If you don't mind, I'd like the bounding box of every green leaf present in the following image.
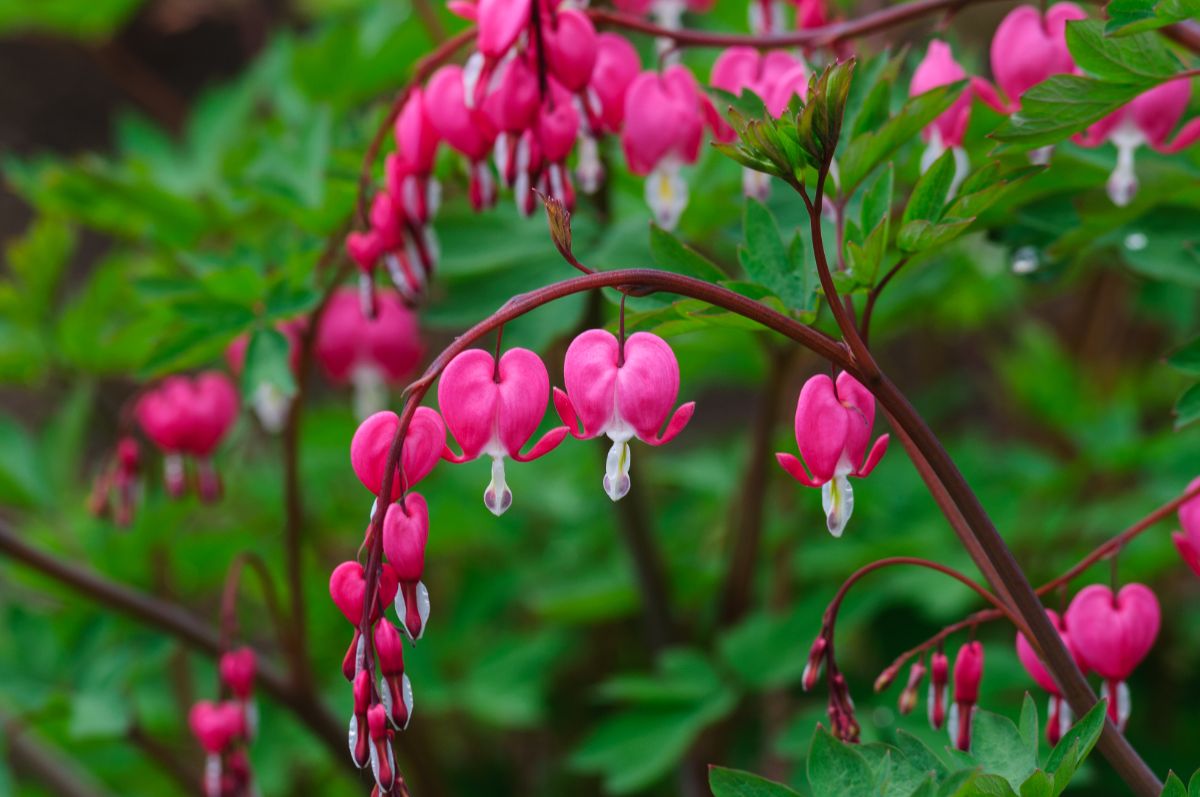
[991,76,1145,151]
[1049,741,1080,796]
[1162,772,1189,797]
[1167,337,1200,376]
[1188,768,1200,797]
[1174,382,1200,430]
[894,731,949,779]
[1065,19,1183,83]
[839,82,964,196]
[0,412,50,509]
[241,327,297,402]
[898,218,975,253]
[1018,770,1054,797]
[1105,0,1200,35]
[739,200,813,313]
[1018,694,1038,756]
[903,149,957,226]
[862,162,895,236]
[650,224,728,282]
[848,50,906,140]
[716,609,810,690]
[959,773,1020,796]
[945,164,1043,221]
[1045,699,1106,775]
[968,709,1037,789]
[796,60,855,166]
[807,728,877,797]
[710,766,802,797]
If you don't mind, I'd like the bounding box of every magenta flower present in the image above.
[316,289,423,419]
[374,619,414,730]
[928,649,949,730]
[189,700,245,796]
[350,407,446,505]
[391,88,441,225]
[1015,609,1086,745]
[349,670,372,769]
[985,4,1086,113]
[622,65,718,229]
[1065,583,1160,729]
[1173,476,1200,577]
[578,33,641,191]
[424,65,498,210]
[219,648,256,702]
[438,348,568,515]
[1076,79,1200,206]
[949,641,983,751]
[482,55,541,187]
[135,371,239,501]
[909,40,975,192]
[775,372,889,537]
[383,494,432,639]
[367,703,396,794]
[88,435,142,527]
[329,560,400,680]
[544,8,598,95]
[554,329,695,502]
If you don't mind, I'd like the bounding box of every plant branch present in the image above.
[860,256,910,346]
[0,521,356,778]
[1,708,116,797]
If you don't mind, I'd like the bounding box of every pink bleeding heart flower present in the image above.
[585,33,641,134]
[350,407,446,503]
[348,669,372,768]
[383,495,431,640]
[189,700,244,754]
[776,372,889,538]
[910,40,975,191]
[554,329,695,502]
[948,641,983,751]
[928,649,949,730]
[986,4,1087,113]
[367,703,397,794]
[374,619,414,729]
[1015,609,1088,745]
[1172,476,1200,577]
[544,8,598,93]
[1076,78,1200,207]
[476,0,532,59]
[346,229,387,300]
[135,372,239,501]
[622,65,712,229]
[388,88,442,239]
[316,289,423,418]
[1065,583,1160,729]
[219,648,257,701]
[481,55,541,188]
[438,348,568,515]
[534,82,582,213]
[330,560,401,680]
[424,65,499,210]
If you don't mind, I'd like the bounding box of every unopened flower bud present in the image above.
[219,648,256,701]
[898,660,926,716]
[949,641,984,751]
[801,635,827,692]
[375,620,413,729]
[874,664,899,693]
[368,704,397,794]
[928,651,949,730]
[348,671,372,769]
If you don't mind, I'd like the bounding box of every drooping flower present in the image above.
[928,649,949,729]
[775,372,889,538]
[367,704,397,794]
[898,658,926,715]
[711,47,809,198]
[349,669,372,769]
[613,0,713,37]
[349,408,446,504]
[135,372,239,501]
[985,4,1086,113]
[316,289,423,419]
[390,87,442,226]
[382,494,432,640]
[219,647,259,740]
[622,65,723,229]
[1015,609,1087,745]
[909,40,974,194]
[577,32,642,192]
[88,435,141,527]
[438,348,568,515]
[189,700,247,797]
[948,641,984,751]
[1076,78,1200,207]
[1172,476,1200,577]
[554,329,695,501]
[329,560,400,680]
[1064,583,1160,729]
[375,619,414,729]
[424,65,499,211]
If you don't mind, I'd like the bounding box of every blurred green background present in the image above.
[1,0,1199,795]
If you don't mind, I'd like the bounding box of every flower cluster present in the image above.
[189,648,257,797]
[911,4,1199,205]
[135,371,239,503]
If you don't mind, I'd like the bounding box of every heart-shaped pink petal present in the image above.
[351,407,446,498]
[383,493,429,582]
[1065,583,1160,681]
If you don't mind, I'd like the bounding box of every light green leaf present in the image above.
[1018,694,1038,756]
[1018,770,1053,797]
[898,218,975,253]
[1174,383,1200,430]
[1162,772,1189,797]
[1045,699,1106,775]
[1167,337,1200,376]
[808,728,877,797]
[241,328,297,402]
[739,200,812,313]
[1065,19,1183,83]
[969,709,1038,789]
[650,224,728,282]
[903,149,957,226]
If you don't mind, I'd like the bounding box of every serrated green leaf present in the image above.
[908,775,937,797]
[991,76,1145,151]
[1189,768,1200,797]
[1065,19,1183,83]
[739,200,813,313]
[862,162,894,235]
[1018,694,1038,757]
[1105,0,1200,34]
[710,766,802,797]
[894,731,949,779]
[808,728,877,797]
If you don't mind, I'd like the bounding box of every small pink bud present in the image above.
[898,660,926,715]
[349,670,372,768]
[329,561,401,626]
[374,620,406,677]
[928,651,949,730]
[874,664,898,694]
[188,701,243,754]
[219,648,257,700]
[949,641,984,751]
[801,635,827,692]
[367,704,396,793]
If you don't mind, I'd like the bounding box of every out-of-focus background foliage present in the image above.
[1,0,1199,795]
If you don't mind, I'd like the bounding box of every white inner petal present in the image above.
[415,580,431,637]
[645,159,688,231]
[604,437,632,502]
[821,475,854,538]
[351,363,388,421]
[484,456,513,516]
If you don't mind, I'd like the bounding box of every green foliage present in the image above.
[1105,0,1200,35]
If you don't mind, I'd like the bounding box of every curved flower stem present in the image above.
[882,479,1200,676]
[218,551,291,660]
[860,256,910,346]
